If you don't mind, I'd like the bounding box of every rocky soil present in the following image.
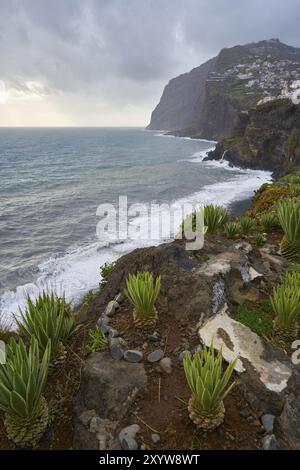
[73,232,300,450]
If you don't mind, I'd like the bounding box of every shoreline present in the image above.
[0,135,272,328]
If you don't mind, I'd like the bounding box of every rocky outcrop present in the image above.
[147,39,300,140]
[205,100,300,175]
[74,352,147,450]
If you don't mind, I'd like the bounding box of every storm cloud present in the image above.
[0,0,299,125]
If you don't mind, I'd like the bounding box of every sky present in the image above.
[0,0,299,127]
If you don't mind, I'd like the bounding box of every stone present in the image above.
[75,352,147,421]
[89,416,103,433]
[148,334,159,342]
[124,350,143,363]
[100,323,110,335]
[159,357,172,374]
[198,305,292,393]
[108,328,119,338]
[109,337,125,360]
[192,345,203,355]
[78,409,98,427]
[262,434,277,450]
[119,424,140,444]
[235,241,253,254]
[276,395,300,449]
[105,300,119,317]
[196,251,242,277]
[147,349,164,363]
[261,414,275,434]
[132,339,144,348]
[179,350,190,365]
[248,266,263,281]
[115,292,125,304]
[151,433,161,444]
[121,436,138,450]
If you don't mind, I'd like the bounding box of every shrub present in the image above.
[99,261,116,289]
[16,291,77,364]
[252,233,266,246]
[235,301,274,338]
[270,284,300,333]
[86,325,109,353]
[204,205,228,234]
[290,184,300,197]
[0,337,50,447]
[183,345,236,431]
[280,172,300,184]
[240,216,254,235]
[277,200,300,261]
[260,212,280,231]
[125,272,161,326]
[225,222,240,239]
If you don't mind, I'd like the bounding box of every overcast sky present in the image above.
[0,0,299,126]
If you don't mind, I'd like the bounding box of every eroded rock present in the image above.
[198,305,292,394]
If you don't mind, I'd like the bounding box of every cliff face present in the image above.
[147,39,300,140]
[205,100,300,175]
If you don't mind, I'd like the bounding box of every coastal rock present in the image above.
[198,305,292,390]
[275,395,300,449]
[75,352,147,421]
[198,305,292,414]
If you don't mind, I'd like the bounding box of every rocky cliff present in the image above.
[205,99,300,175]
[147,39,300,140]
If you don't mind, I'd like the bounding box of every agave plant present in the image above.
[290,184,300,197]
[252,233,266,246]
[280,173,300,184]
[239,216,254,235]
[125,272,161,328]
[270,284,300,336]
[183,344,237,431]
[225,222,240,239]
[277,200,300,261]
[16,291,77,365]
[204,205,228,234]
[86,325,109,353]
[260,212,279,231]
[0,337,50,447]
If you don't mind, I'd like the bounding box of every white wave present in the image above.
[0,136,272,329]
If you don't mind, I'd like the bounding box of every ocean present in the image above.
[0,127,271,328]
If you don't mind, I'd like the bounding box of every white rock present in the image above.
[198,305,292,393]
[249,266,263,281]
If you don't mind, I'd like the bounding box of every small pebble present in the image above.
[179,350,190,366]
[115,292,125,304]
[124,350,143,363]
[261,414,275,434]
[262,434,277,450]
[151,433,161,444]
[159,357,172,374]
[147,349,164,363]
[121,436,138,450]
[148,334,159,342]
